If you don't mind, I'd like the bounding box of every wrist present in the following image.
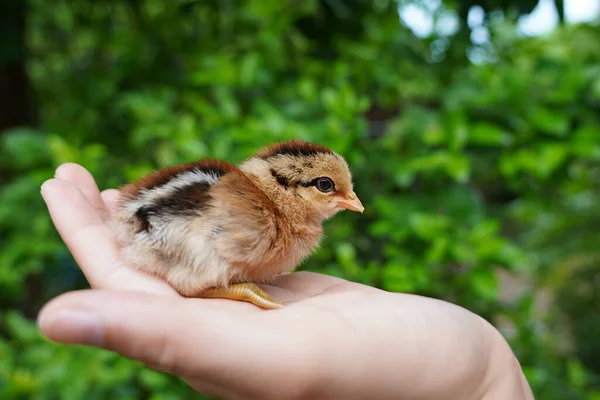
[479,323,534,400]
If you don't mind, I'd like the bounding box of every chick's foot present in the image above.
[198,283,283,310]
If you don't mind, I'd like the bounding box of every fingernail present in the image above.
[39,310,104,346]
[40,179,53,195]
[54,163,68,178]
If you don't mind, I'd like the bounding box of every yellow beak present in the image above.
[336,192,364,213]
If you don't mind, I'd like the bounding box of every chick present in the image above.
[112,140,364,309]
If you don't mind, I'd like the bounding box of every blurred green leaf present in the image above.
[530,107,570,137]
[469,268,499,301]
[568,359,589,390]
[409,213,451,240]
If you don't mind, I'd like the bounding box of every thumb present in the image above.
[37,290,267,379]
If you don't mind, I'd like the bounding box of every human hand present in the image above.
[38,163,533,400]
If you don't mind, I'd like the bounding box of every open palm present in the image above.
[38,163,532,400]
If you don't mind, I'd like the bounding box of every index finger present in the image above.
[101,189,121,217]
[41,178,177,296]
[54,163,111,222]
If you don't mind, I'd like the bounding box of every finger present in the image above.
[101,189,121,217]
[55,163,110,221]
[41,179,176,295]
[41,178,119,285]
[37,290,303,389]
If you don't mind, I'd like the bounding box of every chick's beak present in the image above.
[336,192,365,213]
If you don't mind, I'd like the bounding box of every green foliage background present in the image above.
[1,0,599,399]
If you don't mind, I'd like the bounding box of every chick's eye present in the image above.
[316,177,334,193]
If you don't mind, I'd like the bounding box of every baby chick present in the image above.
[112,140,364,309]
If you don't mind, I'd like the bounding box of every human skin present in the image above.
[37,163,535,400]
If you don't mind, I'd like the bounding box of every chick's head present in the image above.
[244,140,364,221]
